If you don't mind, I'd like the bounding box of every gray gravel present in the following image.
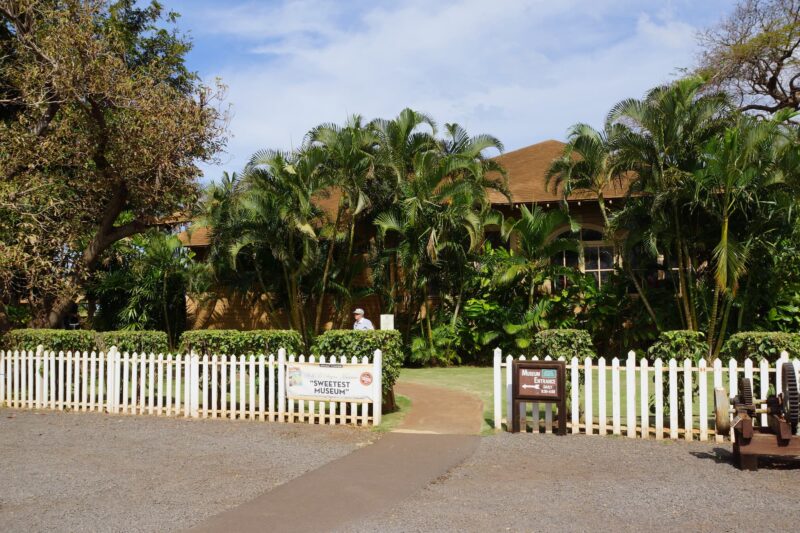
[343,432,800,532]
[0,408,373,532]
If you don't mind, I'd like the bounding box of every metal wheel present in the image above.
[739,377,755,416]
[781,362,799,434]
[714,388,731,434]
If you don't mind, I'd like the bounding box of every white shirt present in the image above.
[353,317,374,330]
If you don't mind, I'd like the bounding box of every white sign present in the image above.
[380,314,395,330]
[286,363,375,402]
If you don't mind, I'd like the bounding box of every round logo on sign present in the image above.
[360,372,373,386]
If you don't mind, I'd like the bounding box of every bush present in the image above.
[531,329,595,360]
[178,329,303,356]
[3,329,95,353]
[720,331,800,362]
[311,329,404,406]
[95,331,169,354]
[647,330,706,362]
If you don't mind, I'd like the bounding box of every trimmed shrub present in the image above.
[721,331,800,363]
[311,329,404,406]
[647,330,706,362]
[178,329,303,356]
[531,329,595,360]
[3,329,95,353]
[95,331,169,354]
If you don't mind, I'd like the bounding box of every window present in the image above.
[550,227,616,288]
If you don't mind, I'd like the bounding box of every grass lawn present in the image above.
[399,366,722,435]
[374,394,411,432]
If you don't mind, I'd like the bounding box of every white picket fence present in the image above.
[0,346,383,426]
[493,349,800,441]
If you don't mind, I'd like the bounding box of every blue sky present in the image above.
[158,0,735,180]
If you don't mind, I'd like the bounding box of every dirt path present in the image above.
[189,381,484,532]
[393,381,483,435]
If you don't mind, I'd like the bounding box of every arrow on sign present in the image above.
[521,384,541,390]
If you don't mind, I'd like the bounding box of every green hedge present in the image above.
[3,329,96,353]
[95,331,169,354]
[720,332,800,363]
[311,330,404,402]
[531,329,595,360]
[647,330,706,362]
[178,330,303,356]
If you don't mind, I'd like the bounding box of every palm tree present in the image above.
[498,205,578,310]
[546,123,660,326]
[694,109,797,354]
[229,148,326,344]
[608,75,732,331]
[307,115,381,331]
[546,123,620,226]
[376,141,502,346]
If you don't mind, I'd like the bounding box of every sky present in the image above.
[158,0,736,181]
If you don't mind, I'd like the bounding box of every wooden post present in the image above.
[626,351,636,438]
[373,349,383,426]
[493,348,502,429]
[278,348,286,422]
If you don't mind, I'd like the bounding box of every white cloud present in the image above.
[189,0,726,179]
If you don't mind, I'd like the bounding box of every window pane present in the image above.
[582,229,603,241]
[550,252,564,267]
[592,272,600,286]
[565,250,579,268]
[599,247,614,269]
[600,271,610,285]
[585,247,599,270]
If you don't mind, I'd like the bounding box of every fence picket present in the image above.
[518,356,527,431]
[493,348,502,429]
[640,358,649,439]
[759,359,769,427]
[130,353,138,415]
[258,355,265,422]
[626,352,636,438]
[122,352,130,414]
[669,359,678,440]
[684,359,693,442]
[597,357,606,435]
[249,356,256,421]
[584,357,593,435]
[287,354,295,423]
[505,355,513,429]
[653,358,663,439]
[229,354,237,420]
[713,358,723,442]
[278,349,286,423]
[268,354,275,422]
[220,355,228,419]
[611,357,621,435]
[699,359,708,441]
[239,355,247,420]
[65,351,73,410]
[571,357,579,434]
[41,350,49,410]
[202,354,209,418]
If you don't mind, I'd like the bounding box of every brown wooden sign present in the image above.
[511,360,567,435]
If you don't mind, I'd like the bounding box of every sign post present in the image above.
[511,360,567,435]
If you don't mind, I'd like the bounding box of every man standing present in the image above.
[352,308,374,330]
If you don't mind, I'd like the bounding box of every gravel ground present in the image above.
[343,433,800,533]
[0,408,373,533]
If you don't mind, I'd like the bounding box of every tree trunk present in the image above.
[314,205,343,333]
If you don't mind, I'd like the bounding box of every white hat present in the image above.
[353,308,365,315]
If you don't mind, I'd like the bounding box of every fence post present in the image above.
[626,351,636,438]
[493,348,502,429]
[571,357,579,434]
[106,347,116,413]
[373,349,383,426]
[190,351,200,418]
[278,348,286,423]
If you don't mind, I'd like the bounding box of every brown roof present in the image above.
[179,140,632,249]
[177,226,211,247]
[488,139,629,204]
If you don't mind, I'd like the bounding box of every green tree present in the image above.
[0,1,225,327]
[608,76,731,331]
